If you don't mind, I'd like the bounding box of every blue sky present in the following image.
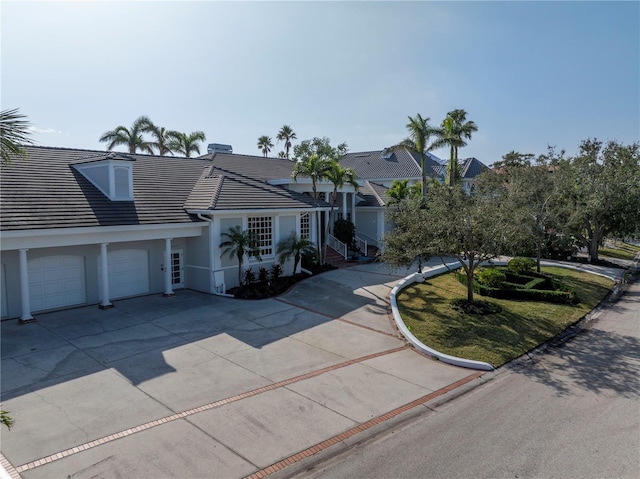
[2,1,638,165]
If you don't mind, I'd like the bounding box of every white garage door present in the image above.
[100,249,149,299]
[28,255,86,312]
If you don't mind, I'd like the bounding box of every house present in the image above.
[0,146,353,321]
[0,144,488,321]
[341,147,490,248]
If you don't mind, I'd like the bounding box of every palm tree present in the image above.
[276,125,297,159]
[396,113,438,199]
[99,116,155,154]
[220,226,262,285]
[385,179,421,205]
[167,131,206,157]
[432,109,478,186]
[326,161,358,231]
[276,232,316,275]
[1,108,33,165]
[148,125,180,156]
[257,135,274,157]
[291,153,332,204]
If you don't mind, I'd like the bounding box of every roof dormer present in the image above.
[72,152,135,201]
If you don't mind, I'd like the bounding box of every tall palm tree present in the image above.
[385,179,421,205]
[167,131,206,157]
[276,125,297,159]
[99,116,154,154]
[148,125,180,156]
[220,226,262,285]
[1,108,33,165]
[291,153,332,205]
[432,109,478,186]
[326,161,358,231]
[257,135,273,157]
[276,232,316,275]
[396,113,438,199]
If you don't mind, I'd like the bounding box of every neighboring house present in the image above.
[0,146,353,321]
[341,147,490,248]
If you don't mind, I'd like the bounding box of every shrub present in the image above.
[507,257,536,274]
[243,268,256,285]
[258,267,269,283]
[270,263,283,281]
[333,219,355,247]
[476,268,506,288]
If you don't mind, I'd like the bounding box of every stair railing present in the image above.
[326,234,348,259]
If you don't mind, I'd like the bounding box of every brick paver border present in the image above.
[243,370,485,479]
[11,345,409,475]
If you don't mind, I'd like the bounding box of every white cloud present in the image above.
[28,126,69,136]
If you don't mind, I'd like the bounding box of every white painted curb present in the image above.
[390,258,625,372]
[390,262,494,371]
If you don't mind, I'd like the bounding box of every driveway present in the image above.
[1,262,478,479]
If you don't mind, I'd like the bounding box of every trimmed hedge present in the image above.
[456,269,578,305]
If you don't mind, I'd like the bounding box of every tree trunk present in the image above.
[421,155,427,199]
[467,268,474,303]
[536,241,542,273]
[589,237,599,263]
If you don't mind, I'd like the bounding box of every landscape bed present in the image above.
[396,266,614,367]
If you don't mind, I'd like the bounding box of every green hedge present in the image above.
[456,271,578,304]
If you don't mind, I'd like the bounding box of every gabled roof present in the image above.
[1,147,327,232]
[356,181,388,207]
[341,147,441,180]
[1,146,210,231]
[459,157,490,179]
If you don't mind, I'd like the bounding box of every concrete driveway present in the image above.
[1,262,478,479]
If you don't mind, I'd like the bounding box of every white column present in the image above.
[19,249,34,322]
[100,243,113,309]
[342,192,347,218]
[163,238,174,296]
[351,193,357,228]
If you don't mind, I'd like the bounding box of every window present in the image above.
[248,216,273,256]
[113,166,131,199]
[300,213,310,239]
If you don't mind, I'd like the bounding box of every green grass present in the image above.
[397,267,613,367]
[599,241,640,261]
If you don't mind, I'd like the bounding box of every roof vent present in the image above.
[207,143,233,154]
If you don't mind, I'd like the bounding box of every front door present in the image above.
[171,250,184,289]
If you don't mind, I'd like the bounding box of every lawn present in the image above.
[396,267,614,367]
[599,241,640,261]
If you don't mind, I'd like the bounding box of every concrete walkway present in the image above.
[1,261,477,479]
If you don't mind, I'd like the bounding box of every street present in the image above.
[294,282,640,479]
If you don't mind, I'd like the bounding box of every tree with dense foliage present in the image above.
[257,135,274,157]
[220,226,262,285]
[276,232,316,275]
[326,161,358,230]
[480,151,560,272]
[276,125,297,159]
[99,116,155,154]
[555,139,640,263]
[432,109,478,186]
[167,131,206,157]
[1,108,33,165]
[384,183,511,302]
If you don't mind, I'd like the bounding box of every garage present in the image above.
[101,249,150,299]
[28,255,87,312]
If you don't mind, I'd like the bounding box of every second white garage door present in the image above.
[100,249,150,300]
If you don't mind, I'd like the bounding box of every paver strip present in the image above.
[11,345,408,475]
[242,370,484,479]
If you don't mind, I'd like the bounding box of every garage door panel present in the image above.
[99,249,149,300]
[28,255,86,312]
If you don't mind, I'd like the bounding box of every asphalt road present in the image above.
[295,282,640,479]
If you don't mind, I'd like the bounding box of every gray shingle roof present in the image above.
[1,146,211,231]
[341,147,441,180]
[357,181,388,207]
[1,147,326,232]
[459,157,490,179]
